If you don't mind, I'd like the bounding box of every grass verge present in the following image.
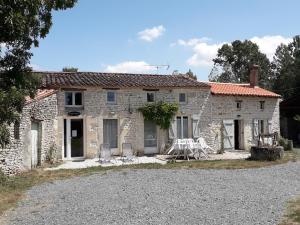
[280,197,300,225]
[0,150,299,218]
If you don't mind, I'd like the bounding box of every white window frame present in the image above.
[176,116,189,139]
[259,101,265,110]
[146,92,156,102]
[107,90,116,104]
[258,119,264,135]
[65,91,83,107]
[236,100,242,110]
[179,93,187,104]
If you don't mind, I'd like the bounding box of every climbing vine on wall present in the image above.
[138,101,178,130]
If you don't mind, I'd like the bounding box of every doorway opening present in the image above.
[144,120,158,154]
[234,120,244,150]
[64,119,84,159]
[31,122,41,168]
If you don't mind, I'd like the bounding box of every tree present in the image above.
[0,0,77,146]
[209,40,272,88]
[62,67,78,72]
[185,69,197,80]
[272,35,300,99]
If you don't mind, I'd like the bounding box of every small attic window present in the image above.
[260,101,265,110]
[14,121,20,140]
[236,100,242,110]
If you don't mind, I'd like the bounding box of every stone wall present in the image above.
[0,94,58,175]
[198,95,280,151]
[56,87,211,157]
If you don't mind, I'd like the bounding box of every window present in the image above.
[236,100,242,110]
[107,91,116,104]
[179,93,186,103]
[260,101,265,110]
[65,92,82,106]
[147,92,155,102]
[14,121,20,140]
[103,119,118,148]
[177,116,188,139]
[258,119,264,134]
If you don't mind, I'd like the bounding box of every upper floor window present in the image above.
[107,91,116,104]
[147,92,155,102]
[236,100,242,110]
[179,93,187,103]
[260,101,265,110]
[65,92,82,106]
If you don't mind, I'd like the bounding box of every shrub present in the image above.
[0,169,8,185]
[138,101,178,129]
[278,137,293,151]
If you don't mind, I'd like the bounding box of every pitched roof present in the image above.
[25,89,57,104]
[39,72,210,89]
[206,82,281,98]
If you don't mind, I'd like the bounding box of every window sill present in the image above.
[65,105,83,108]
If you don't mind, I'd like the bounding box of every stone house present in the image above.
[0,67,281,174]
[0,89,58,174]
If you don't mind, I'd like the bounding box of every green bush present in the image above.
[278,137,293,151]
[138,101,178,129]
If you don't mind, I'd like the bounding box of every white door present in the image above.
[31,122,39,168]
[144,120,158,154]
[223,120,234,150]
[64,119,84,159]
[103,119,119,155]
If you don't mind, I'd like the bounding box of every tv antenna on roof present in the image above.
[146,64,170,74]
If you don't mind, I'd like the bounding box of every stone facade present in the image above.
[0,84,280,175]
[56,87,211,159]
[0,94,58,175]
[199,95,280,151]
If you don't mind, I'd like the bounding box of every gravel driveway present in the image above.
[5,162,300,225]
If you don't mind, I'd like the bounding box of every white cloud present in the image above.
[105,61,156,73]
[176,35,292,68]
[138,25,165,42]
[250,35,292,60]
[177,38,225,67]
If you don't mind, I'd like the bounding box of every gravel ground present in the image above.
[5,162,300,225]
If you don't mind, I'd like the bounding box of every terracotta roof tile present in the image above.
[25,89,57,104]
[38,72,210,89]
[206,82,281,98]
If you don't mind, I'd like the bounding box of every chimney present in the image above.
[249,64,259,87]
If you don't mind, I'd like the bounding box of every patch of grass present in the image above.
[0,150,299,217]
[280,197,300,225]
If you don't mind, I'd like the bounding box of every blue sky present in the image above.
[31,0,300,80]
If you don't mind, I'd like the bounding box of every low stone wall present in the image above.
[250,146,284,161]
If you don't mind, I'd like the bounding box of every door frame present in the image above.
[62,117,86,160]
[234,119,245,150]
[102,118,120,155]
[30,121,41,168]
[144,120,158,154]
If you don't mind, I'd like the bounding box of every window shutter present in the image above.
[223,120,234,150]
[267,119,272,134]
[168,118,176,139]
[192,114,200,138]
[253,119,259,139]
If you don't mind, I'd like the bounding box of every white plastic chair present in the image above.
[122,143,134,162]
[99,144,112,163]
[197,137,215,154]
